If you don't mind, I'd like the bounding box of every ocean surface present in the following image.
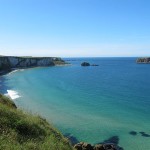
[0,57,150,150]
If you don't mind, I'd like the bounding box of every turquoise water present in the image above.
[0,58,150,149]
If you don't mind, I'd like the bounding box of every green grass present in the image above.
[0,94,73,150]
[0,94,17,109]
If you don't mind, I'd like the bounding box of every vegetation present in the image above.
[0,94,73,150]
[0,94,17,108]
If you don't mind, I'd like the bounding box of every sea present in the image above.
[0,57,150,150]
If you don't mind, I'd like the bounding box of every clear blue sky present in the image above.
[0,0,150,57]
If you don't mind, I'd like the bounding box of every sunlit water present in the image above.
[0,58,150,150]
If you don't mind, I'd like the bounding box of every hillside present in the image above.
[0,94,73,150]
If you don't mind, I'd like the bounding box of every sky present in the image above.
[0,0,150,57]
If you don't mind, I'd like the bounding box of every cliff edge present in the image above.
[0,94,73,150]
[0,56,66,72]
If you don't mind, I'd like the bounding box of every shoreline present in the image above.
[0,64,71,102]
[0,56,69,75]
[0,58,126,150]
[0,63,71,76]
[0,64,75,149]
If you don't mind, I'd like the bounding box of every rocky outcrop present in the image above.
[74,142,93,150]
[81,62,90,66]
[0,56,66,71]
[81,62,99,67]
[136,57,150,64]
[74,142,118,150]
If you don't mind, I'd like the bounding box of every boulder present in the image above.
[103,143,117,150]
[82,143,93,150]
[74,142,93,150]
[74,143,82,150]
[94,144,104,150]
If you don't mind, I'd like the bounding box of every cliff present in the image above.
[136,57,150,64]
[0,56,66,72]
[0,94,73,150]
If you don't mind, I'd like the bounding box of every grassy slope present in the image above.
[0,94,73,150]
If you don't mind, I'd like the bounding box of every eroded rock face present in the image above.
[0,56,66,71]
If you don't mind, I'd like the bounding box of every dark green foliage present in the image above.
[0,94,17,108]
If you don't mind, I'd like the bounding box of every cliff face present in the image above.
[136,57,150,63]
[0,56,66,71]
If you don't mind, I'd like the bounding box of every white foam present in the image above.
[8,70,19,75]
[7,90,21,100]
[8,69,25,75]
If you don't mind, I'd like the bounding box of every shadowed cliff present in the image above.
[0,56,67,73]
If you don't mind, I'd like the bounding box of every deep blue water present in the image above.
[0,57,150,150]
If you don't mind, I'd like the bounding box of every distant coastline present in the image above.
[0,56,73,150]
[0,56,68,75]
[136,57,150,64]
[1,57,150,150]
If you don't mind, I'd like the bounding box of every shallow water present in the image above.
[1,57,150,150]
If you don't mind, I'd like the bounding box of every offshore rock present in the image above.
[81,62,90,66]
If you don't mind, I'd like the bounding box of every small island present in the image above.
[136,57,150,64]
[81,62,99,67]
[81,62,90,66]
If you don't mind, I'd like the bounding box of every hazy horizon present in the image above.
[0,53,149,58]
